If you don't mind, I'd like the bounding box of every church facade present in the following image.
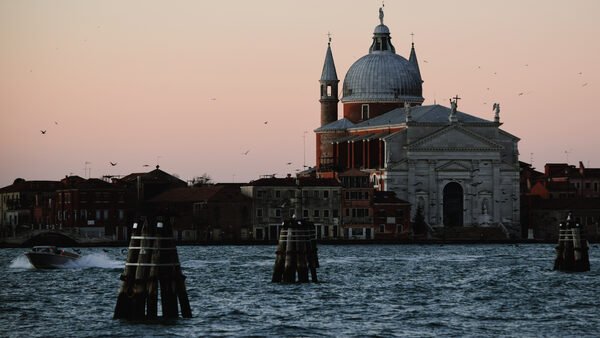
[315,7,520,236]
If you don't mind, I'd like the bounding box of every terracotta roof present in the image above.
[531,197,600,210]
[150,185,249,203]
[246,177,341,187]
[338,168,370,177]
[373,191,410,204]
[0,180,61,193]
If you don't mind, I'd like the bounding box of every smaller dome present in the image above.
[374,24,390,34]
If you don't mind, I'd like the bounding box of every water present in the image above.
[1,244,599,337]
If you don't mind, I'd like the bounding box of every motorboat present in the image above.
[25,246,80,268]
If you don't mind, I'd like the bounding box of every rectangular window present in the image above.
[95,210,101,220]
[104,209,109,220]
[323,210,330,218]
[303,209,309,218]
[256,208,263,217]
[379,224,385,232]
[313,209,320,217]
[275,208,281,217]
[333,209,339,218]
[323,190,329,199]
[313,191,319,198]
[275,190,281,198]
[118,209,124,220]
[361,104,369,120]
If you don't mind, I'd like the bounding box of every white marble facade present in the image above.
[377,115,520,231]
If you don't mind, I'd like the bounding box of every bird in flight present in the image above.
[110,162,117,166]
[518,92,524,96]
[54,121,58,125]
[40,130,47,134]
[286,162,292,165]
[242,150,250,155]
[264,121,268,125]
[582,83,588,87]
[143,164,150,167]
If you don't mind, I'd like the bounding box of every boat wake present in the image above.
[64,252,123,269]
[10,252,123,269]
[9,255,33,269]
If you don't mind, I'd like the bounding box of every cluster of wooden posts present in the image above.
[114,220,192,320]
[554,212,590,272]
[272,219,319,283]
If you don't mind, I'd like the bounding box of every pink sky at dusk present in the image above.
[1,0,599,187]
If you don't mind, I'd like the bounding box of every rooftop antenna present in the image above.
[530,152,534,167]
[564,149,572,163]
[84,161,91,179]
[303,131,308,169]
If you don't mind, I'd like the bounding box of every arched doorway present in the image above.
[443,182,463,227]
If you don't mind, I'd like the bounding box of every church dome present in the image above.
[342,10,424,104]
[342,53,423,103]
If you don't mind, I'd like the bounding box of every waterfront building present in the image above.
[372,190,411,240]
[115,165,187,225]
[521,161,600,241]
[241,176,341,240]
[315,7,521,237]
[150,183,252,241]
[0,179,61,237]
[54,175,127,239]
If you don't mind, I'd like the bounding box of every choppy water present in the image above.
[1,244,599,337]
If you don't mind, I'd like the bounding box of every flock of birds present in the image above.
[37,113,297,178]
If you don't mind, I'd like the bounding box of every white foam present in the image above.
[9,255,34,269]
[64,252,124,269]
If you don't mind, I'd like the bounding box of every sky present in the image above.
[1,0,599,187]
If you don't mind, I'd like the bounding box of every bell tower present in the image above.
[319,35,339,126]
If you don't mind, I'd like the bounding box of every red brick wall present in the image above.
[343,102,404,123]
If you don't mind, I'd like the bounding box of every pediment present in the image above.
[407,125,503,152]
[436,160,471,172]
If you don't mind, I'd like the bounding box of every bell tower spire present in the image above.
[409,33,423,84]
[319,33,339,126]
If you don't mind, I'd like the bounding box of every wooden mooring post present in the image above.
[114,219,192,320]
[272,219,319,283]
[554,212,590,272]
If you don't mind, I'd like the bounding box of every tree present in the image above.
[413,206,428,236]
[191,173,213,186]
